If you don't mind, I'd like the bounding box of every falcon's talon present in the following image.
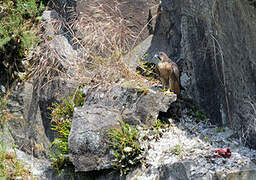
[163,89,174,95]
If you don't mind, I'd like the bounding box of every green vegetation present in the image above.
[0,141,32,179]
[135,54,159,86]
[0,0,45,85]
[136,60,156,78]
[187,104,207,122]
[108,121,142,175]
[0,93,16,127]
[216,127,225,133]
[154,119,165,130]
[203,136,210,143]
[0,96,8,124]
[170,144,184,158]
[152,119,170,137]
[49,88,85,171]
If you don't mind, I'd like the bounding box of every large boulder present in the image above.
[69,85,177,172]
[68,105,121,172]
[83,85,176,125]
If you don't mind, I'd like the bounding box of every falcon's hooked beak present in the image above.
[152,52,166,64]
[154,53,161,60]
[155,52,166,61]
[154,53,160,59]
[152,53,161,64]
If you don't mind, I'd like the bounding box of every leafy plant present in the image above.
[0,0,44,50]
[203,136,210,143]
[108,121,142,175]
[187,104,207,122]
[0,0,45,85]
[50,88,85,170]
[170,144,184,158]
[151,119,170,137]
[216,127,225,133]
[154,119,164,130]
[136,61,156,78]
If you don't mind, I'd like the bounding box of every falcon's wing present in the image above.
[172,64,180,83]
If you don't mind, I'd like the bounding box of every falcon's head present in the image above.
[155,52,169,62]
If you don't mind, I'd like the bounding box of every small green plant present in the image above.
[154,119,164,130]
[203,136,210,143]
[187,104,207,122]
[50,88,85,171]
[216,127,225,133]
[0,141,32,179]
[152,119,170,136]
[170,144,184,158]
[108,121,142,175]
[136,59,157,81]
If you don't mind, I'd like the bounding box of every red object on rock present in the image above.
[214,147,231,158]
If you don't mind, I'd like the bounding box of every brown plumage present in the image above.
[155,52,181,96]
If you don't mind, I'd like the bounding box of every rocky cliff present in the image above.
[147,0,256,148]
[0,0,256,179]
[126,0,256,148]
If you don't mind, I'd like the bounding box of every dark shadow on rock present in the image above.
[38,97,56,142]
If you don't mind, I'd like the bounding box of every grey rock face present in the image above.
[83,85,177,125]
[158,161,219,180]
[6,82,50,157]
[69,105,120,172]
[159,161,192,180]
[2,7,80,158]
[69,85,177,172]
[129,0,256,147]
[4,79,77,157]
[125,35,154,72]
[224,168,256,180]
[158,162,256,180]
